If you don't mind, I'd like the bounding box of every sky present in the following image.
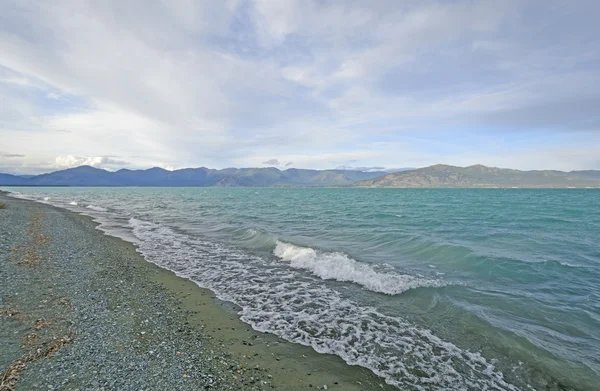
[1,0,599,175]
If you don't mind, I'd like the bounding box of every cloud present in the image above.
[285,162,293,167]
[262,159,281,166]
[53,155,130,170]
[0,0,599,172]
[246,150,398,170]
[1,153,24,158]
[336,165,386,172]
[46,92,61,100]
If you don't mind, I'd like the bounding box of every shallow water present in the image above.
[8,187,600,390]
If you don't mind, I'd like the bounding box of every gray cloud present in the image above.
[0,0,599,172]
[1,153,24,158]
[262,159,280,166]
[477,91,600,131]
[285,162,293,167]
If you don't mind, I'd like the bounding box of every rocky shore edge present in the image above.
[0,193,393,391]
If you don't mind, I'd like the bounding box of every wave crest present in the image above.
[127,218,516,390]
[86,204,107,212]
[273,241,445,295]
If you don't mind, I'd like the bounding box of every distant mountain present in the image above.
[0,173,26,186]
[30,165,119,186]
[4,164,600,188]
[0,166,387,187]
[353,164,600,188]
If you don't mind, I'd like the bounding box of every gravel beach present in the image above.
[0,193,394,391]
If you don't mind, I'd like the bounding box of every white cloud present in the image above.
[0,0,599,173]
[53,155,130,169]
[46,92,61,100]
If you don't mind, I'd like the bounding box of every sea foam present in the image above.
[273,241,444,295]
[126,217,519,390]
[86,204,107,212]
[69,201,78,206]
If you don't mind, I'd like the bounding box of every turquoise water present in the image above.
[8,188,600,390]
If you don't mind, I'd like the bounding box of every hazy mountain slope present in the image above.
[571,170,600,180]
[0,173,27,186]
[28,166,123,186]
[354,164,600,188]
[6,164,598,188]
[0,166,386,187]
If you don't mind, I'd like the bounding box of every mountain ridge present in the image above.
[2,164,600,187]
[353,164,600,188]
[0,165,388,187]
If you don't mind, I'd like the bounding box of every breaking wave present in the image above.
[273,241,445,295]
[126,217,519,390]
[86,204,107,212]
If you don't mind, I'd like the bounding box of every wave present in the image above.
[558,261,582,268]
[127,217,519,390]
[273,241,446,295]
[43,196,50,201]
[86,204,107,212]
[237,228,278,250]
[69,201,78,206]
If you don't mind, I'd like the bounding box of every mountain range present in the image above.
[1,164,599,188]
[353,164,600,188]
[0,165,387,187]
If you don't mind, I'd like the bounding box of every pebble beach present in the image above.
[0,193,392,391]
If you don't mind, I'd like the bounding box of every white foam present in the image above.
[43,196,50,201]
[7,192,43,202]
[86,204,107,212]
[542,259,582,269]
[7,192,29,200]
[69,201,78,206]
[126,218,519,390]
[273,241,445,295]
[559,261,581,268]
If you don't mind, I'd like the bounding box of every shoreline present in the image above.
[0,193,395,390]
